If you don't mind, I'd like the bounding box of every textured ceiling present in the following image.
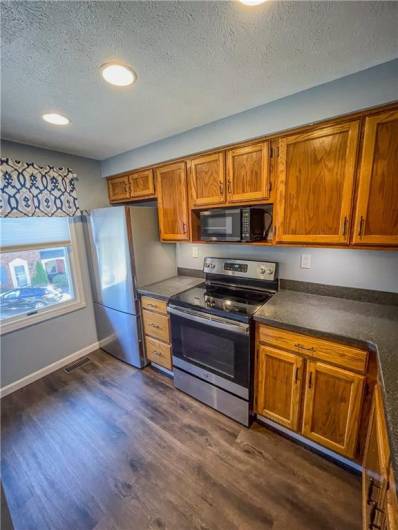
[1,1,397,160]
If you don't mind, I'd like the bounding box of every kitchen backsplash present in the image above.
[176,244,398,294]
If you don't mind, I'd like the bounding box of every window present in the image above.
[0,217,85,334]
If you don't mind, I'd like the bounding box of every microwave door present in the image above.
[201,209,241,241]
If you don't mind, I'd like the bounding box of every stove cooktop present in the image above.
[170,282,274,321]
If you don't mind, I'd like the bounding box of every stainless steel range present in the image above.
[168,257,278,426]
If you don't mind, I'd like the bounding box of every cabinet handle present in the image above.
[150,323,161,329]
[219,181,224,194]
[182,222,187,233]
[308,372,313,389]
[342,216,348,236]
[227,179,232,194]
[359,216,365,237]
[369,501,383,529]
[294,343,315,353]
[146,303,157,309]
[294,366,299,384]
[153,351,162,356]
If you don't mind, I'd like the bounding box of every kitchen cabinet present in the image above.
[129,169,155,199]
[256,324,367,458]
[107,175,130,202]
[275,121,360,244]
[362,384,398,530]
[155,162,190,241]
[256,345,303,431]
[189,152,225,207]
[141,296,172,370]
[226,142,270,203]
[302,361,364,458]
[352,109,398,246]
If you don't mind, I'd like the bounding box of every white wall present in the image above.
[1,140,108,388]
[102,59,398,176]
[177,244,398,294]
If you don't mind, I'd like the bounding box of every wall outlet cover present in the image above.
[301,254,312,269]
[192,246,199,258]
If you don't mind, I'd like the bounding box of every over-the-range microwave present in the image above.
[200,207,271,242]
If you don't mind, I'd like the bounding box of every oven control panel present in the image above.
[203,257,277,281]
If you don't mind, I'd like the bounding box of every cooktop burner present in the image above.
[170,283,274,320]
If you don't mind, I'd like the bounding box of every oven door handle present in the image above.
[168,305,250,335]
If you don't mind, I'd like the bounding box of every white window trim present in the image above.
[0,220,86,335]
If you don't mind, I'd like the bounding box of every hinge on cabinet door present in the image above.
[268,181,272,196]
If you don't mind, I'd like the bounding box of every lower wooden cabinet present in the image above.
[363,385,398,530]
[256,345,303,431]
[141,296,172,371]
[255,324,366,458]
[302,361,364,457]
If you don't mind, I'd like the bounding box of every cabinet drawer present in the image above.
[257,325,368,374]
[143,309,170,343]
[145,336,172,370]
[141,296,168,315]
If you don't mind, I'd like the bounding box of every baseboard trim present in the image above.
[0,341,100,398]
[257,415,362,474]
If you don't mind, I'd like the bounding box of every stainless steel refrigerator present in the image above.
[83,205,177,368]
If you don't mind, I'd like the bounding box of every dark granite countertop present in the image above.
[137,275,204,301]
[254,289,398,477]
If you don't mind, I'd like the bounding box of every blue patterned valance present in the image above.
[0,158,80,217]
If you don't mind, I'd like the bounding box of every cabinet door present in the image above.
[302,361,364,458]
[129,169,155,198]
[275,121,359,244]
[352,109,398,246]
[189,152,225,207]
[256,345,303,431]
[155,162,190,241]
[108,175,130,202]
[226,142,270,203]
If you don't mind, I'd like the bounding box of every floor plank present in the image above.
[1,350,361,530]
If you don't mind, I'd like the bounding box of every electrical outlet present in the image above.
[192,246,199,258]
[301,254,312,269]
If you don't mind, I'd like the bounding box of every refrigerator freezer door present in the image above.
[86,207,136,314]
[94,302,146,368]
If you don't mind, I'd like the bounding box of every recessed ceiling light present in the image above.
[101,63,136,87]
[239,0,267,5]
[42,113,70,125]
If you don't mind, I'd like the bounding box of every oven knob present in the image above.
[210,263,215,269]
[259,266,266,275]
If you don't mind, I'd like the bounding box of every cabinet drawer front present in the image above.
[141,296,168,315]
[143,309,170,342]
[145,336,172,370]
[257,325,367,374]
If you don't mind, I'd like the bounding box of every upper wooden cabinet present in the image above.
[189,152,225,207]
[256,345,303,432]
[352,109,398,246]
[302,360,364,458]
[155,162,190,241]
[275,121,360,244]
[226,142,270,203]
[107,175,130,203]
[129,169,155,199]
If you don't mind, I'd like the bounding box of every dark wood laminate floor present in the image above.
[1,350,361,530]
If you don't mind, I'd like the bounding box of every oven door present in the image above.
[200,209,241,241]
[168,305,250,398]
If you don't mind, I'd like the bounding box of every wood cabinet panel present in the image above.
[226,142,270,203]
[145,336,172,370]
[275,122,360,244]
[141,296,168,315]
[155,162,190,241]
[142,309,170,343]
[257,324,368,374]
[256,345,303,431]
[108,175,130,203]
[129,169,155,198]
[352,109,398,246]
[302,361,364,457]
[189,152,225,207]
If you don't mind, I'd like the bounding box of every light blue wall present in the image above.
[102,59,398,176]
[1,141,108,388]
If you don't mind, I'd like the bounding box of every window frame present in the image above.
[0,219,86,335]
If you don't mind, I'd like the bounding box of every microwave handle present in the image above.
[168,305,250,335]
